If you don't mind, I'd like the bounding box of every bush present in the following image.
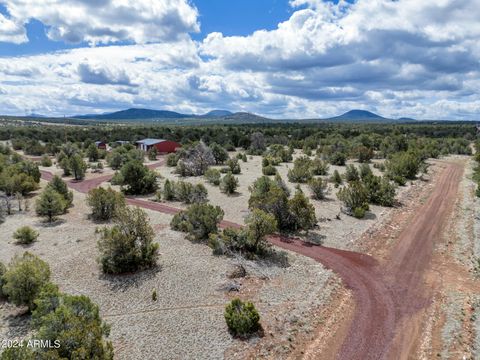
[46,175,73,208]
[13,226,39,244]
[225,158,241,174]
[288,188,317,232]
[70,154,87,180]
[287,156,313,183]
[35,187,66,222]
[386,151,422,185]
[245,209,277,252]
[147,147,158,160]
[176,141,215,176]
[97,206,158,274]
[119,160,158,195]
[87,187,126,221]
[171,203,224,241]
[329,152,347,166]
[337,181,369,218]
[220,172,239,195]
[163,179,175,200]
[359,163,373,179]
[345,164,360,182]
[210,143,229,164]
[41,155,52,167]
[357,146,374,163]
[174,181,208,203]
[262,164,277,175]
[2,252,51,311]
[86,143,100,162]
[363,175,396,207]
[309,177,329,200]
[310,157,329,175]
[205,168,221,185]
[166,153,179,167]
[31,286,114,359]
[224,298,260,337]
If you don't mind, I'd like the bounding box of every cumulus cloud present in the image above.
[1,0,199,45]
[0,11,26,43]
[0,0,480,120]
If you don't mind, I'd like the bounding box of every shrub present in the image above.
[41,155,52,167]
[147,147,158,161]
[309,177,329,200]
[2,252,51,311]
[163,179,175,200]
[174,181,208,203]
[345,164,360,182]
[86,143,100,162]
[87,187,126,221]
[262,164,277,175]
[363,175,396,207]
[35,187,66,222]
[329,152,347,166]
[170,203,224,241]
[266,144,293,163]
[205,168,221,185]
[13,226,39,244]
[357,146,374,163]
[46,175,73,208]
[249,132,266,155]
[210,143,229,164]
[220,172,239,195]
[225,158,241,174]
[359,163,373,179]
[97,206,158,274]
[337,181,369,218]
[70,154,87,180]
[224,298,260,337]
[119,160,158,195]
[288,188,317,232]
[249,176,291,230]
[287,156,313,183]
[32,287,114,359]
[166,153,179,167]
[245,209,277,252]
[386,151,422,185]
[310,157,329,175]
[176,141,215,176]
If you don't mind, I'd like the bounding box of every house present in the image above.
[115,140,129,146]
[136,138,181,153]
[95,141,107,150]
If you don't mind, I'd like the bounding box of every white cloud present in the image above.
[1,0,199,45]
[0,11,26,43]
[0,0,480,120]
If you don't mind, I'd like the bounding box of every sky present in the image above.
[0,0,479,120]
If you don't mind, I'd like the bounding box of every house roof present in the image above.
[95,141,106,145]
[136,138,167,146]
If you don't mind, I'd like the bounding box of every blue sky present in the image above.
[0,0,479,119]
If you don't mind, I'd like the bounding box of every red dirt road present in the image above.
[40,161,463,360]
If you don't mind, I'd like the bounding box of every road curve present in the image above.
[40,161,463,360]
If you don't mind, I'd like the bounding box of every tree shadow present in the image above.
[3,306,31,339]
[99,266,162,292]
[36,218,66,228]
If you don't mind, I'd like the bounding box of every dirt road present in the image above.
[40,161,463,359]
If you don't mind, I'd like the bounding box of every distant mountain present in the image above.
[75,108,192,120]
[327,109,386,121]
[398,117,416,121]
[26,113,47,118]
[200,110,233,117]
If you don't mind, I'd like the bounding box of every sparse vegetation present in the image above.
[13,226,39,244]
[225,298,260,337]
[97,206,158,274]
